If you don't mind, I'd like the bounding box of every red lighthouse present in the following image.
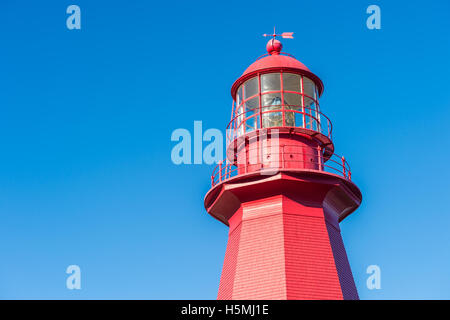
[204,34,362,300]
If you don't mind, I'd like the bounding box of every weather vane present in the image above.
[263,27,294,40]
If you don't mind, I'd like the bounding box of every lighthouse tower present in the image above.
[204,35,362,300]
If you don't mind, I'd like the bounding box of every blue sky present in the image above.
[0,0,449,299]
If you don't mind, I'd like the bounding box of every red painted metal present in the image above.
[204,38,362,300]
[266,39,283,55]
[230,51,324,99]
[211,150,352,187]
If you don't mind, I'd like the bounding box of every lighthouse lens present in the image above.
[262,93,283,128]
[284,92,302,127]
[262,93,283,107]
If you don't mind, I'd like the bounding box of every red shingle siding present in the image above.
[217,194,355,300]
[284,212,343,300]
[232,197,286,299]
[217,223,241,300]
[325,221,359,300]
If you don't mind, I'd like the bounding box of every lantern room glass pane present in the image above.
[245,97,259,113]
[244,77,259,99]
[244,97,259,133]
[303,77,316,99]
[237,87,243,106]
[237,105,244,136]
[261,73,281,93]
[245,115,258,133]
[284,92,301,127]
[304,96,315,109]
[304,97,319,130]
[283,92,302,107]
[283,73,301,92]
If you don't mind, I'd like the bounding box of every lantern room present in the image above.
[234,71,321,134]
[229,39,326,138]
[225,39,335,174]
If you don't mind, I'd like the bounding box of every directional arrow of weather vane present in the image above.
[263,27,294,39]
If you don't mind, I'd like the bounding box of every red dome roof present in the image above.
[242,54,311,77]
[231,40,323,98]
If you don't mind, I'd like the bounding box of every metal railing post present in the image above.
[341,156,346,178]
[318,147,322,171]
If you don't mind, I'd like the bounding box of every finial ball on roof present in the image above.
[266,39,282,55]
